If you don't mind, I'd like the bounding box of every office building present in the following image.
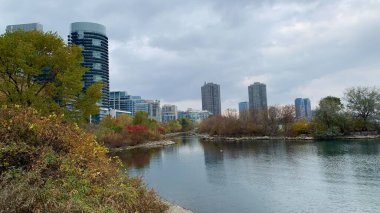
[109,109,132,118]
[178,108,211,123]
[125,96,143,116]
[133,99,161,122]
[110,91,129,112]
[135,102,149,114]
[6,23,43,32]
[201,82,221,115]
[146,100,161,122]
[162,105,178,123]
[68,22,109,121]
[248,82,267,111]
[295,98,312,121]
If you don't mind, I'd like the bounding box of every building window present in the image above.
[92,39,101,46]
[93,51,101,58]
[93,75,102,82]
[93,63,101,70]
[78,32,84,39]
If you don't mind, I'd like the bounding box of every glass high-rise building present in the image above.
[6,23,43,32]
[68,22,109,121]
[295,98,312,121]
[304,98,312,121]
[238,101,249,119]
[295,98,306,119]
[248,82,267,111]
[238,102,249,114]
[201,82,221,115]
[110,91,129,112]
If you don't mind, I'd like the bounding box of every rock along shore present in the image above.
[109,140,175,152]
[164,202,193,213]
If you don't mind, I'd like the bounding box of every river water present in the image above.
[114,135,380,213]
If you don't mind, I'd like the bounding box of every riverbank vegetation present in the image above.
[83,112,194,149]
[200,86,380,139]
[0,106,167,212]
[0,31,167,212]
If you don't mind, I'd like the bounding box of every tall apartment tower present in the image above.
[201,82,221,115]
[295,98,312,121]
[295,98,306,119]
[6,23,43,32]
[248,82,267,111]
[303,98,312,121]
[68,22,109,121]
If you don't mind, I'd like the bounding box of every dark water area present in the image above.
[114,135,380,213]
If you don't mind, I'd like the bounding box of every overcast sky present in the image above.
[1,0,380,111]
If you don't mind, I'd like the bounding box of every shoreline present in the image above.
[163,200,193,213]
[108,132,380,152]
[198,134,380,142]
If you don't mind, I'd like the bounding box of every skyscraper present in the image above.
[6,23,43,32]
[248,82,267,111]
[238,101,249,119]
[68,22,109,121]
[201,82,221,115]
[295,98,312,121]
[295,98,306,119]
[303,98,312,121]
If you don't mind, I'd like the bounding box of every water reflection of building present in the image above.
[200,140,226,185]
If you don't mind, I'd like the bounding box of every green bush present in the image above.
[0,106,167,212]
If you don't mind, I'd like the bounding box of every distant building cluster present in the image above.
[178,109,212,123]
[110,91,161,122]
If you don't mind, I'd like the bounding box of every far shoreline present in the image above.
[107,132,380,152]
[197,133,380,142]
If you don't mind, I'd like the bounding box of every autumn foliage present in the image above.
[199,106,301,137]
[97,111,193,149]
[0,106,167,212]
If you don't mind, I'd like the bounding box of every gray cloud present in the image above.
[1,0,380,110]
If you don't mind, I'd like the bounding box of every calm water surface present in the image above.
[114,135,380,213]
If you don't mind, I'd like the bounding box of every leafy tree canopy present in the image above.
[0,30,101,122]
[344,86,380,121]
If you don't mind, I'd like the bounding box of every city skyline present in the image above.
[2,0,380,111]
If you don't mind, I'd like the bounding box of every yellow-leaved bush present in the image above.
[0,106,167,212]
